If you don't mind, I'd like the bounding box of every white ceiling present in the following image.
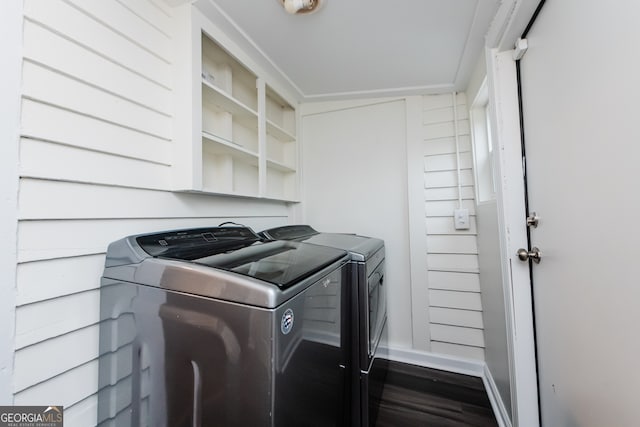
[193,0,500,101]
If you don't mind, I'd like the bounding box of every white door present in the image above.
[518,1,640,425]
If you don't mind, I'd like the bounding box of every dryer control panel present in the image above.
[137,226,261,260]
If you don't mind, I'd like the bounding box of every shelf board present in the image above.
[201,187,260,199]
[177,187,297,202]
[202,131,259,166]
[264,194,299,203]
[267,158,297,173]
[202,79,258,123]
[266,119,296,142]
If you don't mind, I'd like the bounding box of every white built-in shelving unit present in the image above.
[200,34,260,196]
[265,85,297,200]
[173,8,299,201]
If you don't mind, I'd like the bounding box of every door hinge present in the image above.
[513,38,528,60]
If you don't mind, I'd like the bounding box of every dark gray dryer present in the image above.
[98,226,351,427]
[259,225,387,427]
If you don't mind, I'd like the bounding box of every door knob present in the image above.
[517,247,542,263]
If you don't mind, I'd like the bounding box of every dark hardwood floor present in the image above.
[373,360,498,427]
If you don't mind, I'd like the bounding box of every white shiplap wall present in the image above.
[422,93,485,360]
[15,1,291,425]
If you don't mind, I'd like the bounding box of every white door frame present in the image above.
[482,1,545,425]
[486,48,539,427]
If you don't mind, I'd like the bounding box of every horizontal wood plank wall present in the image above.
[422,94,485,361]
[16,1,290,425]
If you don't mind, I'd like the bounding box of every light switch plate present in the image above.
[454,208,470,230]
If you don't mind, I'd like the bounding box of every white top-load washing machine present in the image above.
[98,226,351,427]
[259,225,387,427]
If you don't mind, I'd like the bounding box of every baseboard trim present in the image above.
[377,346,485,377]
[482,364,513,427]
[378,346,512,427]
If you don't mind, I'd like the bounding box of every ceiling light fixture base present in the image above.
[279,0,322,15]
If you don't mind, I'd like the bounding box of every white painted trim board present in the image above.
[379,345,484,379]
[405,96,431,351]
[483,364,513,427]
[0,0,22,405]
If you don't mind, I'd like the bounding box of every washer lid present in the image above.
[193,240,346,289]
[260,225,383,262]
[259,224,319,240]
